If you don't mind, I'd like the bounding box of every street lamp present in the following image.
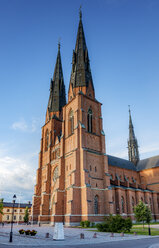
[9,194,16,242]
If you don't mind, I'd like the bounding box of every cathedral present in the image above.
[32,11,159,225]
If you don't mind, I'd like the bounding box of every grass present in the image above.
[129,226,159,236]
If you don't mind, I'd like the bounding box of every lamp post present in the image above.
[9,194,16,242]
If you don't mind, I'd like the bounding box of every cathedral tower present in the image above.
[32,44,66,223]
[128,107,140,165]
[32,11,110,226]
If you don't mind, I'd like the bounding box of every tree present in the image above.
[0,198,4,215]
[134,201,152,228]
[24,206,29,223]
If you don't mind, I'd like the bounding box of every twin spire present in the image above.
[47,11,140,165]
[47,9,94,118]
[47,41,66,114]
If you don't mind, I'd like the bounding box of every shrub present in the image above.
[91,222,95,228]
[96,215,133,233]
[123,217,133,232]
[80,221,85,227]
[84,220,90,227]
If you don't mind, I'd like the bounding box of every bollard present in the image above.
[80,233,84,239]
[110,233,114,237]
[120,232,124,237]
[93,232,97,238]
[45,233,49,238]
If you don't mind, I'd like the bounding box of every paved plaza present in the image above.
[0,224,159,246]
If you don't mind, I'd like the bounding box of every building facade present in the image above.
[32,11,159,225]
[0,201,31,223]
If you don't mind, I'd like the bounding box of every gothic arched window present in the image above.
[45,129,49,151]
[149,198,153,211]
[121,196,124,213]
[87,108,93,133]
[68,109,74,136]
[94,195,99,214]
[132,197,135,210]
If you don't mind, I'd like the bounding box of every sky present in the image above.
[0,0,159,203]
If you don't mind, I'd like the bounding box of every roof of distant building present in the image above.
[107,155,136,171]
[2,202,32,208]
[137,155,159,171]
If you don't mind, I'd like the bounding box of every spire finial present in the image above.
[79,5,82,20]
[58,37,61,51]
[128,105,131,114]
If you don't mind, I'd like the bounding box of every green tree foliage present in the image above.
[0,198,4,215]
[96,215,132,233]
[24,206,29,223]
[134,201,152,228]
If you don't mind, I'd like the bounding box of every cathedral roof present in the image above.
[107,155,137,171]
[137,155,159,171]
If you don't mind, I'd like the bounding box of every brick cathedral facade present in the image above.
[32,11,159,225]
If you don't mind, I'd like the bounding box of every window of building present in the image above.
[132,197,135,209]
[95,166,97,172]
[19,215,22,221]
[68,109,74,136]
[14,215,16,220]
[90,165,92,171]
[96,183,98,187]
[14,209,17,212]
[7,215,9,220]
[87,108,93,133]
[149,198,153,211]
[20,209,22,213]
[94,195,99,214]
[45,129,49,151]
[7,209,10,212]
[121,196,124,213]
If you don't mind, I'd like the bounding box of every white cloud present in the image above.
[11,118,40,133]
[0,154,36,202]
[11,119,28,131]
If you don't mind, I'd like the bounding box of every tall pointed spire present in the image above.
[68,8,94,100]
[128,106,140,165]
[47,43,66,118]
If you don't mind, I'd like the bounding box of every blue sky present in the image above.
[0,0,159,202]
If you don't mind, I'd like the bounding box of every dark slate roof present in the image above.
[107,155,136,171]
[2,202,32,208]
[137,155,159,171]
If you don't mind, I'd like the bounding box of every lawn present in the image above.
[128,226,159,236]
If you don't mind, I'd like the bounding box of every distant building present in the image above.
[0,201,31,223]
[32,10,159,225]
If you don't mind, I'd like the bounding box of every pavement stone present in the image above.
[0,224,159,246]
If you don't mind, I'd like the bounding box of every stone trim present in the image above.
[83,147,106,156]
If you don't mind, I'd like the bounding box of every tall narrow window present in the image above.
[87,108,93,133]
[68,109,74,136]
[45,129,49,151]
[94,195,99,214]
[121,196,124,213]
[132,197,135,210]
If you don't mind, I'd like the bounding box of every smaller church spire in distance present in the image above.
[47,42,66,117]
[128,106,140,165]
